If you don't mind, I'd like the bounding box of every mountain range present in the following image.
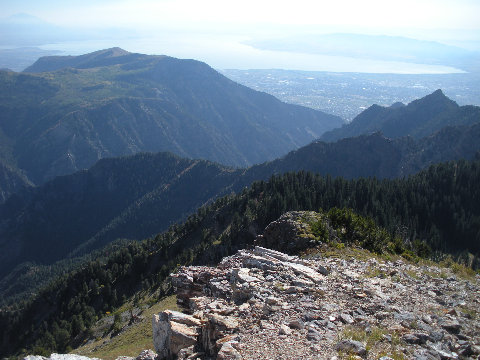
[0,48,342,194]
[1,118,479,290]
[320,89,480,142]
[247,33,480,72]
[0,48,480,358]
[1,157,479,357]
[0,62,479,285]
[2,48,479,205]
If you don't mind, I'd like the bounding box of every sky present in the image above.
[1,0,479,72]
[3,0,479,34]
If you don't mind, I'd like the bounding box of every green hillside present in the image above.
[1,121,480,304]
[1,157,479,357]
[0,152,239,279]
[0,48,342,187]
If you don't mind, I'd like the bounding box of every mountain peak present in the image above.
[390,101,405,109]
[4,13,45,24]
[409,88,457,109]
[88,47,130,58]
[24,47,136,73]
[423,89,447,101]
[320,90,473,142]
[432,88,445,96]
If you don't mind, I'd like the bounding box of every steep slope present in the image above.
[320,89,480,142]
[0,152,240,279]
[22,47,134,72]
[1,121,479,291]
[0,124,33,201]
[0,48,343,186]
[1,161,479,357]
[245,132,403,180]
[245,122,480,180]
[0,160,33,203]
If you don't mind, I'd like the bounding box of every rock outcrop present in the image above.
[153,244,480,359]
[25,213,480,360]
[24,350,158,360]
[254,211,337,254]
[152,310,202,359]
[24,355,102,360]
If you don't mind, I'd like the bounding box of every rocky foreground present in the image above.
[153,245,480,360]
[27,212,480,360]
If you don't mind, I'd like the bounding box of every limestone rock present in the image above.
[231,268,259,284]
[403,333,429,345]
[279,324,292,335]
[288,319,305,330]
[135,350,157,360]
[152,310,200,359]
[171,266,228,307]
[339,313,354,324]
[335,339,367,356]
[165,310,202,327]
[440,319,461,334]
[24,355,102,360]
[154,216,480,360]
[216,341,242,360]
[201,314,239,356]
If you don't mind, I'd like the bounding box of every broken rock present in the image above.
[152,310,201,359]
[335,339,367,357]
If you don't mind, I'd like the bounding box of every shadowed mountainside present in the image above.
[1,158,480,357]
[1,120,479,283]
[0,48,343,189]
[320,89,480,142]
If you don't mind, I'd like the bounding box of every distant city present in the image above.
[222,69,480,121]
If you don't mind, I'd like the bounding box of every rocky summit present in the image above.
[25,212,480,360]
[152,245,480,359]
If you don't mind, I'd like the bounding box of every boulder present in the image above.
[216,341,242,360]
[135,350,157,360]
[201,314,239,356]
[255,211,321,253]
[335,339,367,357]
[152,310,201,360]
[440,319,461,334]
[24,355,102,360]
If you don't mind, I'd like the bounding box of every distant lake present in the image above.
[39,35,465,74]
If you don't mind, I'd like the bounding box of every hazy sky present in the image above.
[2,0,479,72]
[3,0,479,32]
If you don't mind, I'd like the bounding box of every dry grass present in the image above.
[339,325,405,360]
[74,295,180,360]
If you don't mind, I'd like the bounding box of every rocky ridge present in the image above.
[153,245,480,359]
[25,212,480,360]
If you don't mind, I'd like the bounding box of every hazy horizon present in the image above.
[1,0,479,73]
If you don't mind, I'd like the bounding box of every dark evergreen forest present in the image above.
[1,156,479,357]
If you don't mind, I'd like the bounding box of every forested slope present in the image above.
[2,124,479,299]
[1,157,479,357]
[320,89,480,142]
[0,48,342,187]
